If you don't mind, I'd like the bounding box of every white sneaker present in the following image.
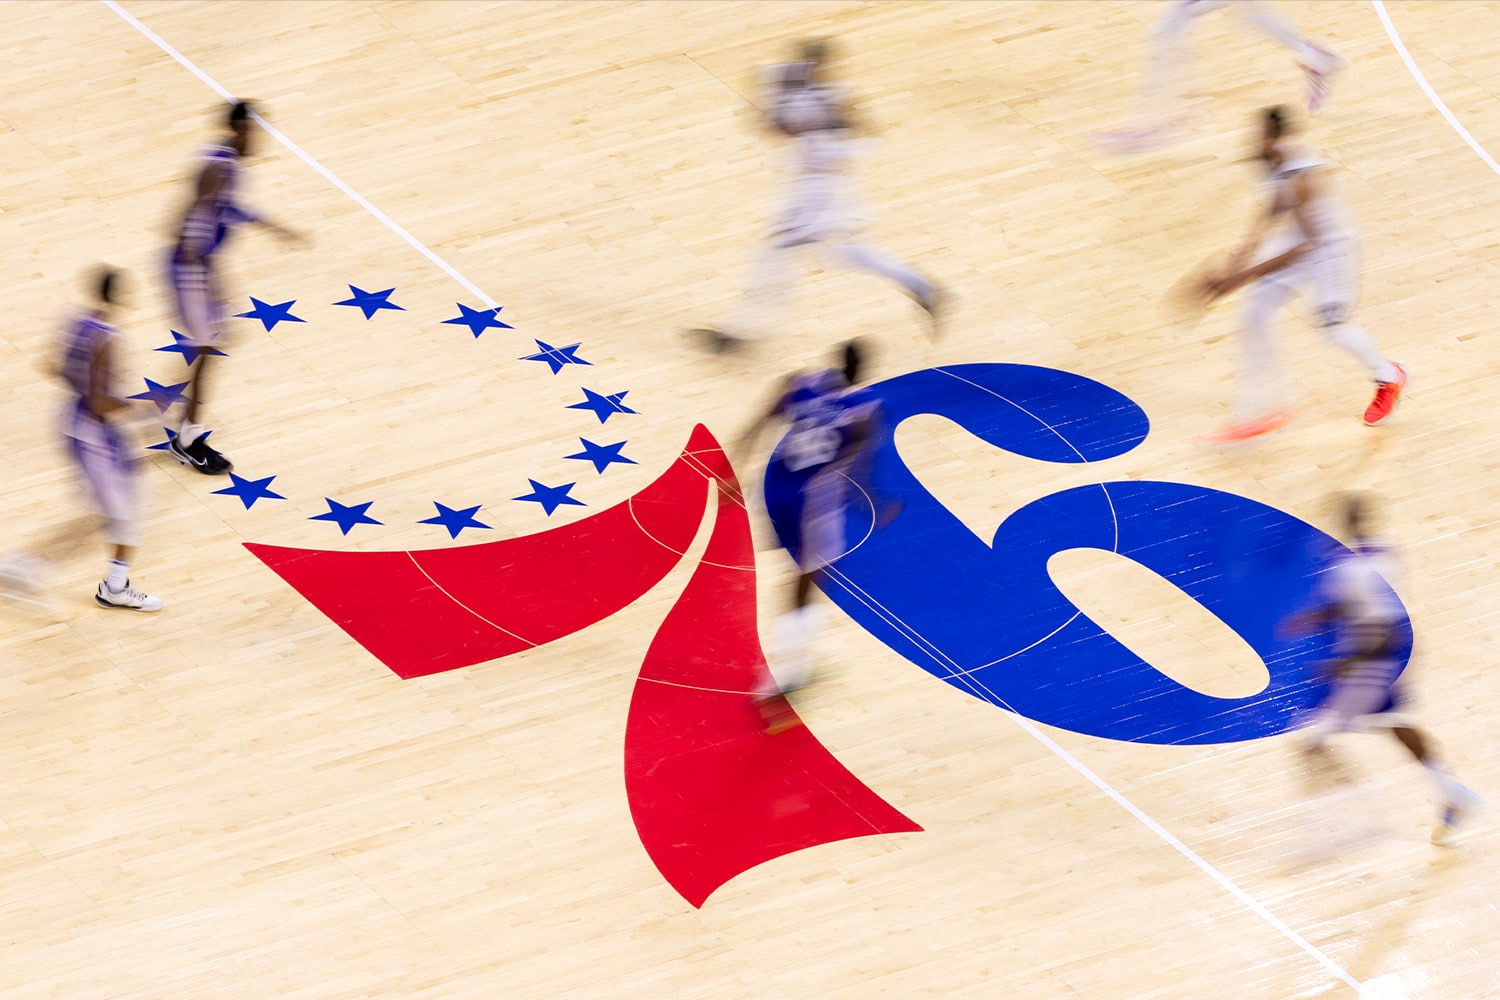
[1302,48,1346,114]
[95,580,164,613]
[1432,786,1484,845]
[1091,121,1188,154]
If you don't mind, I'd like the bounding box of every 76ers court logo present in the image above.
[248,363,1407,907]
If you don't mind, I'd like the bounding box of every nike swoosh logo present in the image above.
[174,442,208,467]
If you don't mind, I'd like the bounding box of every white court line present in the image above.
[103,1,1360,993]
[102,0,496,308]
[1372,1,1500,178]
[823,564,1363,992]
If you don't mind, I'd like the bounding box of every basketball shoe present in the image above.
[1199,408,1297,445]
[95,579,164,612]
[1091,121,1189,154]
[1302,48,1346,114]
[1363,363,1407,426]
[1432,786,1484,845]
[170,433,233,474]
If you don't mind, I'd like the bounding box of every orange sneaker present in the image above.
[1364,363,1408,426]
[1198,409,1297,445]
[758,694,802,735]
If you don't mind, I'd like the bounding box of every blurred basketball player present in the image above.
[58,268,164,612]
[168,100,301,474]
[1096,0,1343,153]
[689,39,941,351]
[1285,495,1480,844]
[1196,107,1404,443]
[740,340,887,733]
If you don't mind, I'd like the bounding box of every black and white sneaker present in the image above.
[914,284,944,339]
[170,434,233,475]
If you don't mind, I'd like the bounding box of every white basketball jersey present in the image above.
[1321,541,1404,626]
[762,62,852,174]
[1265,144,1355,246]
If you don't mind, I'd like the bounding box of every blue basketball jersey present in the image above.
[772,370,878,477]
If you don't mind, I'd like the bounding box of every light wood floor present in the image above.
[2,2,1499,997]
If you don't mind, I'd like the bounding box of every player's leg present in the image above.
[168,255,234,473]
[1095,0,1228,151]
[1310,240,1405,425]
[1235,1,1344,112]
[1386,720,1482,843]
[708,239,800,348]
[1202,275,1297,442]
[825,241,942,336]
[79,425,163,612]
[691,172,825,350]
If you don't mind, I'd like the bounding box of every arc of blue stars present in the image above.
[564,438,636,474]
[521,340,590,375]
[418,502,491,539]
[333,286,405,320]
[128,378,191,413]
[567,387,637,424]
[513,480,586,516]
[173,287,651,536]
[442,303,513,339]
[235,297,306,332]
[309,498,383,535]
[155,330,227,367]
[211,473,287,510]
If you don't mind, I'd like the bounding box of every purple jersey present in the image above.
[772,370,878,476]
[60,312,115,428]
[173,144,249,262]
[60,316,114,419]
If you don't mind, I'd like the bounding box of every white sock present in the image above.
[177,421,204,447]
[828,242,934,301]
[771,604,827,694]
[105,559,129,591]
[1423,762,1465,803]
[1323,323,1398,383]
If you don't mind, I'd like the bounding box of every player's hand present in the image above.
[270,222,309,247]
[1198,270,1241,301]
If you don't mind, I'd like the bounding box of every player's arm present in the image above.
[734,375,796,461]
[1208,174,1317,298]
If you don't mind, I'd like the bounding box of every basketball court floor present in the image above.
[1,2,1498,997]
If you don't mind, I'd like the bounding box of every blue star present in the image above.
[154,330,227,367]
[513,479,586,516]
[564,438,637,474]
[235,297,307,332]
[128,378,191,413]
[441,303,513,339]
[521,340,591,375]
[567,387,638,424]
[308,498,383,535]
[333,285,405,320]
[418,502,492,539]
[211,473,287,510]
[146,426,212,452]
